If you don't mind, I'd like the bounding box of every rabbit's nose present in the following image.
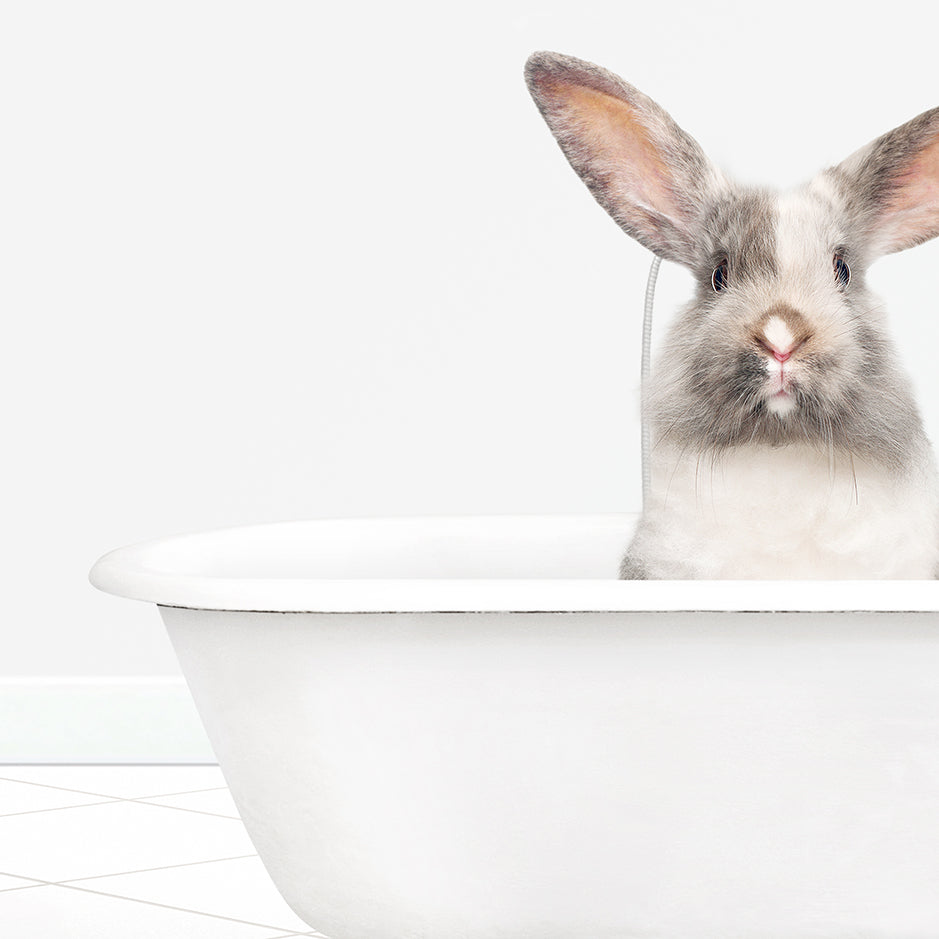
[758,312,809,362]
[761,314,796,357]
[756,338,795,361]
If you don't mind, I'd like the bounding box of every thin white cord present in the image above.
[641,254,662,510]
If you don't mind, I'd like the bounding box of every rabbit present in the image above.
[525,51,939,579]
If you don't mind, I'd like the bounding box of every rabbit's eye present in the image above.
[833,254,850,288]
[711,260,729,292]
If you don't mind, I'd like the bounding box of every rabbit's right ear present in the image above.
[525,52,725,267]
[824,105,939,258]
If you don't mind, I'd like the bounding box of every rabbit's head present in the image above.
[525,52,939,469]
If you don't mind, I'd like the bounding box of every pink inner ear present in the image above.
[882,133,939,253]
[546,79,684,224]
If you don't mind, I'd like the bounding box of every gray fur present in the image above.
[647,312,927,475]
[697,189,778,282]
[647,180,926,473]
[617,554,646,580]
[823,106,939,254]
[525,51,725,266]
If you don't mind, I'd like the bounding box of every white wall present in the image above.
[3,0,938,755]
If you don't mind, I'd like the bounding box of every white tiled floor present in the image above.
[0,765,329,937]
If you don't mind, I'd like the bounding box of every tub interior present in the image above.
[118,514,635,580]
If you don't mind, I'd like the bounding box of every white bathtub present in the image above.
[90,514,939,938]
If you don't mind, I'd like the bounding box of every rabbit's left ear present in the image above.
[826,106,939,257]
[525,52,726,267]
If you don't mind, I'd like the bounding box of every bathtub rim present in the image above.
[88,513,939,614]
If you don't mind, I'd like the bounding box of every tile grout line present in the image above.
[127,786,229,799]
[50,853,261,886]
[0,854,260,890]
[54,880,312,934]
[0,873,327,937]
[2,866,311,935]
[0,871,58,894]
[0,775,128,801]
[0,778,241,820]
[0,872,47,893]
[0,796,241,821]
[128,798,242,820]
[0,798,123,819]
[0,774,152,798]
[0,774,228,801]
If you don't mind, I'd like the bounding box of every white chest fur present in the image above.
[639,443,939,578]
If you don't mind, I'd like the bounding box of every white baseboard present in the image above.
[0,677,215,764]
